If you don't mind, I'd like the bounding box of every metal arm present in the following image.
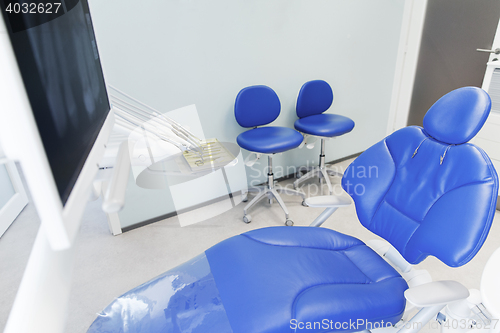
[304,195,352,227]
[367,239,412,273]
[114,109,193,154]
[108,85,202,148]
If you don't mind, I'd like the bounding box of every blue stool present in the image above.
[293,80,355,194]
[235,85,305,225]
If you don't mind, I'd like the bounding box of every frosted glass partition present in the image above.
[90,0,406,228]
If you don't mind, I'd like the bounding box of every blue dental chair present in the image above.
[234,85,306,225]
[293,80,355,194]
[88,87,498,333]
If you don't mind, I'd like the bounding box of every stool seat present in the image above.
[236,126,304,154]
[295,113,355,137]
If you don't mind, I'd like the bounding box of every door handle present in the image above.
[477,48,500,54]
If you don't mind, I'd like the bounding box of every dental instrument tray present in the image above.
[182,138,235,172]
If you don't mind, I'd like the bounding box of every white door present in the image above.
[0,160,28,237]
[473,21,500,200]
[387,1,500,134]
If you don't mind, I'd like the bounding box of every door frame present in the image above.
[386,0,428,135]
[0,160,28,237]
[485,16,500,64]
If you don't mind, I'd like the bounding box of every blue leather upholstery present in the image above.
[423,87,491,144]
[295,113,355,137]
[237,126,304,154]
[235,85,304,154]
[294,80,354,138]
[296,80,334,118]
[235,85,281,128]
[88,87,498,333]
[88,228,408,333]
[342,87,498,267]
[206,227,408,333]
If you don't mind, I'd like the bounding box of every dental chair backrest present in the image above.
[342,87,498,267]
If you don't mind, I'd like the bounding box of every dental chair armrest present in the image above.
[305,195,352,208]
[404,281,470,308]
[306,195,351,227]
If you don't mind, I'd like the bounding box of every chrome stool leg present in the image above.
[294,138,340,194]
[242,155,305,225]
[242,190,267,223]
[276,187,306,200]
[293,168,319,189]
[268,156,274,205]
[242,186,266,202]
[325,167,343,178]
[320,168,333,195]
[270,188,294,226]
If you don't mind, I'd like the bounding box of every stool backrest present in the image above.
[235,85,281,128]
[296,80,334,118]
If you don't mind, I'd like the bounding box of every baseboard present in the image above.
[121,212,178,233]
[121,191,241,233]
[121,152,363,233]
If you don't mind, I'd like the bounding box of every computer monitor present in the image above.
[0,0,115,250]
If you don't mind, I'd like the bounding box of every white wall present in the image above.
[89,0,405,227]
[0,165,15,208]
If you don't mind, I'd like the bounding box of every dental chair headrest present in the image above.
[423,87,491,145]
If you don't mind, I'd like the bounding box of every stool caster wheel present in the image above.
[285,219,294,226]
[302,200,308,207]
[243,215,252,223]
[242,194,248,202]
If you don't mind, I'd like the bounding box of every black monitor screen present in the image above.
[1,0,110,205]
